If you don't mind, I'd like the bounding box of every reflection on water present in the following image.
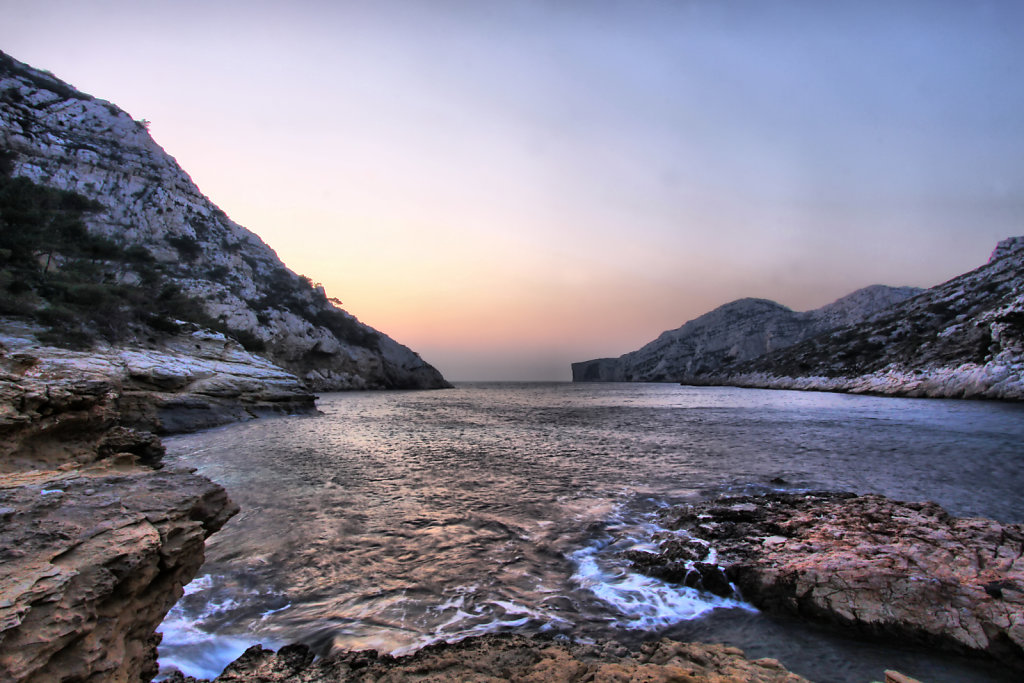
[159,383,1024,682]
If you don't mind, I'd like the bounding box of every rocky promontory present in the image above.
[0,460,238,683]
[626,492,1024,669]
[692,237,1024,400]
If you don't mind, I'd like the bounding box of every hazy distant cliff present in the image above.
[573,239,1024,400]
[573,285,921,382]
[704,237,1024,399]
[0,50,449,393]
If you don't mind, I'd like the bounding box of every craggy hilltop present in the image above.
[0,50,448,397]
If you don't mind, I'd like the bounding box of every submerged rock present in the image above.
[632,492,1024,668]
[163,633,809,682]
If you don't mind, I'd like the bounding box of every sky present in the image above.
[2,1,1023,380]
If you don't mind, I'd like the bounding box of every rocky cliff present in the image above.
[696,237,1024,399]
[0,49,447,683]
[0,464,237,683]
[572,285,921,382]
[0,50,449,393]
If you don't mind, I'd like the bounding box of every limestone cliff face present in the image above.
[0,51,449,392]
[707,236,1024,399]
[572,285,921,383]
[0,49,445,683]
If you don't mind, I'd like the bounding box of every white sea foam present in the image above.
[156,610,270,680]
[567,503,753,630]
[156,575,283,680]
[570,542,751,629]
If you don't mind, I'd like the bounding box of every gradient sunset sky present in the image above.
[3,1,1023,380]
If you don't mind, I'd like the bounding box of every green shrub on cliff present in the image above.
[0,154,213,347]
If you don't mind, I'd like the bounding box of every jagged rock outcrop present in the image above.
[0,462,238,683]
[627,492,1024,669]
[698,237,1024,399]
[0,50,449,391]
[163,633,808,683]
[1,316,243,682]
[573,285,921,382]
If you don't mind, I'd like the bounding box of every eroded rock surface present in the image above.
[629,492,1024,668]
[163,633,809,683]
[0,462,237,683]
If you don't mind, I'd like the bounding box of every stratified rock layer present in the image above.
[1,322,316,471]
[0,463,238,683]
[163,633,809,683]
[630,492,1024,668]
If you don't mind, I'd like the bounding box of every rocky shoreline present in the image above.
[679,361,1024,401]
[0,462,237,682]
[162,633,810,683]
[625,491,1024,670]
[2,45,1019,683]
[4,323,1021,681]
[0,324,310,682]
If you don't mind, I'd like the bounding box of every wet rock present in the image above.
[686,562,734,598]
[169,633,809,682]
[641,492,1024,668]
[0,463,238,683]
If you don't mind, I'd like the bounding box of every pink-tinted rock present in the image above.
[635,492,1024,668]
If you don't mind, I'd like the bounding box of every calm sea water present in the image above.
[158,383,1024,682]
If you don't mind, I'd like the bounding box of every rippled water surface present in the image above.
[159,383,1024,681]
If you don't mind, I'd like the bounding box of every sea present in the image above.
[156,382,1024,682]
